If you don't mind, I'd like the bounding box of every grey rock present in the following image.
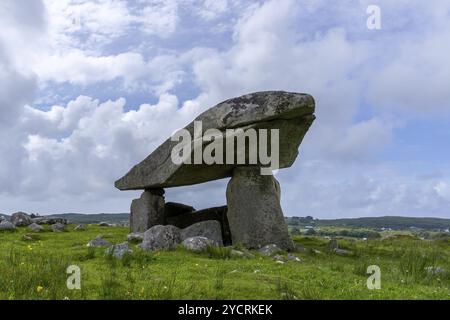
[130,190,165,233]
[425,266,445,275]
[0,216,5,222]
[74,224,86,231]
[51,223,66,232]
[166,206,231,246]
[182,236,216,252]
[10,212,32,226]
[0,221,16,231]
[87,235,112,247]
[115,91,315,190]
[273,254,286,262]
[164,202,195,218]
[227,167,294,250]
[287,253,301,262]
[28,223,44,233]
[259,244,282,256]
[127,232,144,243]
[98,222,111,227]
[333,248,353,256]
[180,220,223,245]
[32,217,67,225]
[140,225,181,251]
[106,242,133,258]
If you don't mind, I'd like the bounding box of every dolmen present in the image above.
[115,91,315,250]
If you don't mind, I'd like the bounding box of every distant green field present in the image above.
[0,225,449,300]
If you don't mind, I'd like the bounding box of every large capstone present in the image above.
[226,167,294,250]
[115,91,315,190]
[130,189,165,233]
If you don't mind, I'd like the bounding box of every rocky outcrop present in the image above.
[106,242,132,258]
[11,212,32,226]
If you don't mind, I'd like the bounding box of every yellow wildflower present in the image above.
[37,286,44,293]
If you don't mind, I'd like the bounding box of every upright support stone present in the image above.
[226,167,293,250]
[130,188,165,233]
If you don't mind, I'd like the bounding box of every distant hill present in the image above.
[41,213,129,224]
[2,212,449,230]
[304,216,450,230]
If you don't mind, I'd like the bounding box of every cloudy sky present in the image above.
[0,0,449,218]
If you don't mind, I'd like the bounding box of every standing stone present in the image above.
[226,167,293,250]
[10,212,32,226]
[130,188,165,233]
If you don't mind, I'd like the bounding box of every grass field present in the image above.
[0,225,449,300]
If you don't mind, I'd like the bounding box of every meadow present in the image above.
[0,224,449,300]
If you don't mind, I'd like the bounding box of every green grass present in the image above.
[0,225,449,300]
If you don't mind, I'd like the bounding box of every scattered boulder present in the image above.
[0,221,16,231]
[127,232,144,243]
[180,220,223,245]
[32,217,67,225]
[226,167,294,250]
[259,244,282,256]
[28,223,44,233]
[98,222,111,227]
[106,242,132,258]
[10,212,32,226]
[87,235,112,247]
[0,216,5,222]
[287,253,301,262]
[74,224,86,231]
[182,236,216,252]
[51,223,66,232]
[140,225,181,251]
